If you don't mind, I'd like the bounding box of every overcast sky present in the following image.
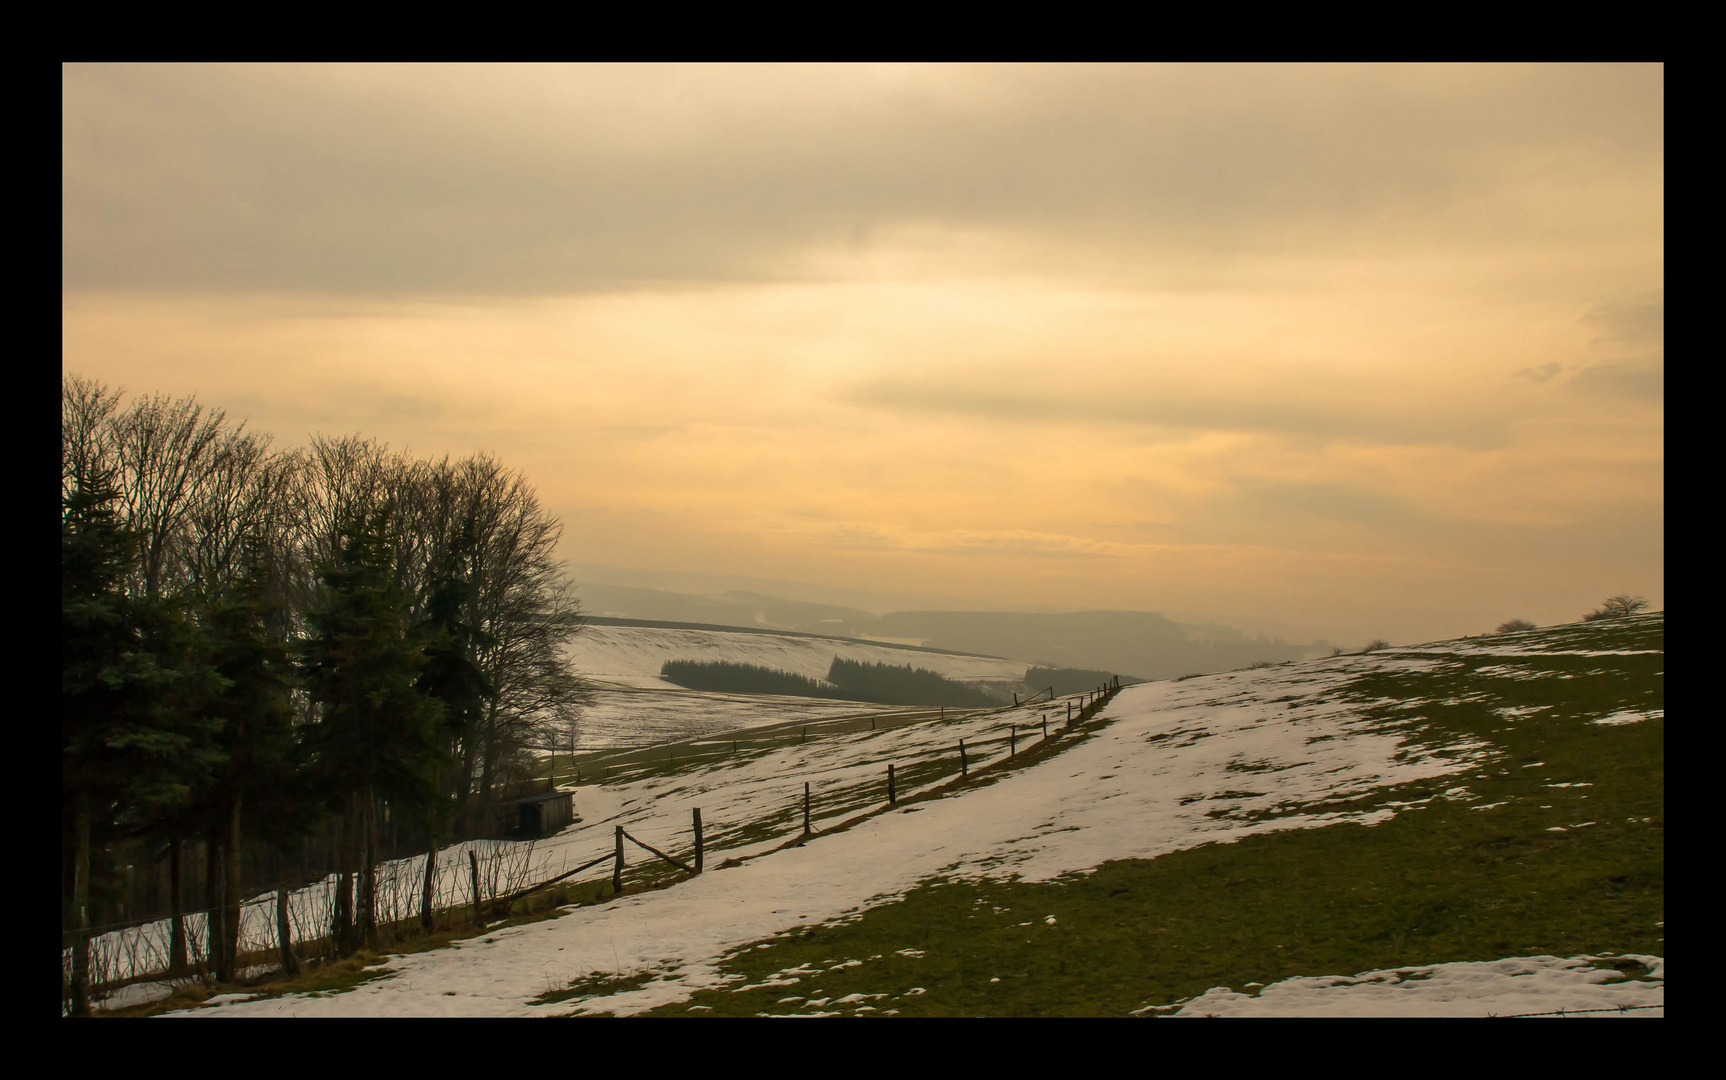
[62,63,1663,644]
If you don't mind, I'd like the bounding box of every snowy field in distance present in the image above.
[574,682,917,750]
[567,622,1028,690]
[567,621,1034,749]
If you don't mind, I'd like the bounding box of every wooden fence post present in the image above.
[468,850,482,925]
[960,739,968,777]
[888,763,897,805]
[613,826,625,894]
[1042,715,1048,738]
[803,782,812,836]
[693,809,704,874]
[1011,725,1017,756]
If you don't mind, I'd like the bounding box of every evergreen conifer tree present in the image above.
[414,529,496,925]
[62,478,221,1011]
[300,513,444,953]
[200,553,303,978]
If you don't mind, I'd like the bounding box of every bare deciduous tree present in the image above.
[108,392,231,600]
[62,374,122,500]
[1583,594,1651,621]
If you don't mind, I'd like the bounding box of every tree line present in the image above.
[61,375,587,1013]
[825,657,998,707]
[660,659,840,699]
[658,656,1000,707]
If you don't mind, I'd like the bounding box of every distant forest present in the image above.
[1025,666,1141,697]
[827,657,997,707]
[659,657,998,707]
[660,660,841,698]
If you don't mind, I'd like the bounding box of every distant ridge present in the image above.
[580,616,1013,661]
[575,584,1330,677]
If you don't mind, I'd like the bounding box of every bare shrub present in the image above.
[1496,619,1537,633]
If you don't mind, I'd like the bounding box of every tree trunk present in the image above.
[69,792,91,1017]
[222,794,243,981]
[169,835,188,975]
[332,803,353,957]
[275,882,299,977]
[205,826,225,981]
[420,822,439,933]
[478,731,498,810]
[359,787,378,948]
[456,737,478,834]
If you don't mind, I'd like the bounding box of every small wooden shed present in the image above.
[491,789,576,838]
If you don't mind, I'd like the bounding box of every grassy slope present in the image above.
[640,617,1663,1016]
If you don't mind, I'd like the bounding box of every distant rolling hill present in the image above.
[567,619,1027,690]
[573,583,1329,680]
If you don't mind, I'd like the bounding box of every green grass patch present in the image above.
[534,969,658,1008]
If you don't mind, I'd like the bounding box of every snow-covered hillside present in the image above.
[110,617,1661,1017]
[568,622,1029,689]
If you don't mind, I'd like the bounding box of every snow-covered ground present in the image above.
[174,649,1570,1017]
[82,625,1017,994]
[96,621,1661,1017]
[1145,954,1663,1017]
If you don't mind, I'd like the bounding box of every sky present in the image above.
[61,63,1664,645]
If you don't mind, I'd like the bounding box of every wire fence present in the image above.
[1490,1003,1663,1018]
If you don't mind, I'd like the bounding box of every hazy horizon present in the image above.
[562,560,1338,645]
[63,64,1663,646]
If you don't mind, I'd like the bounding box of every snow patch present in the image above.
[1144,954,1663,1017]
